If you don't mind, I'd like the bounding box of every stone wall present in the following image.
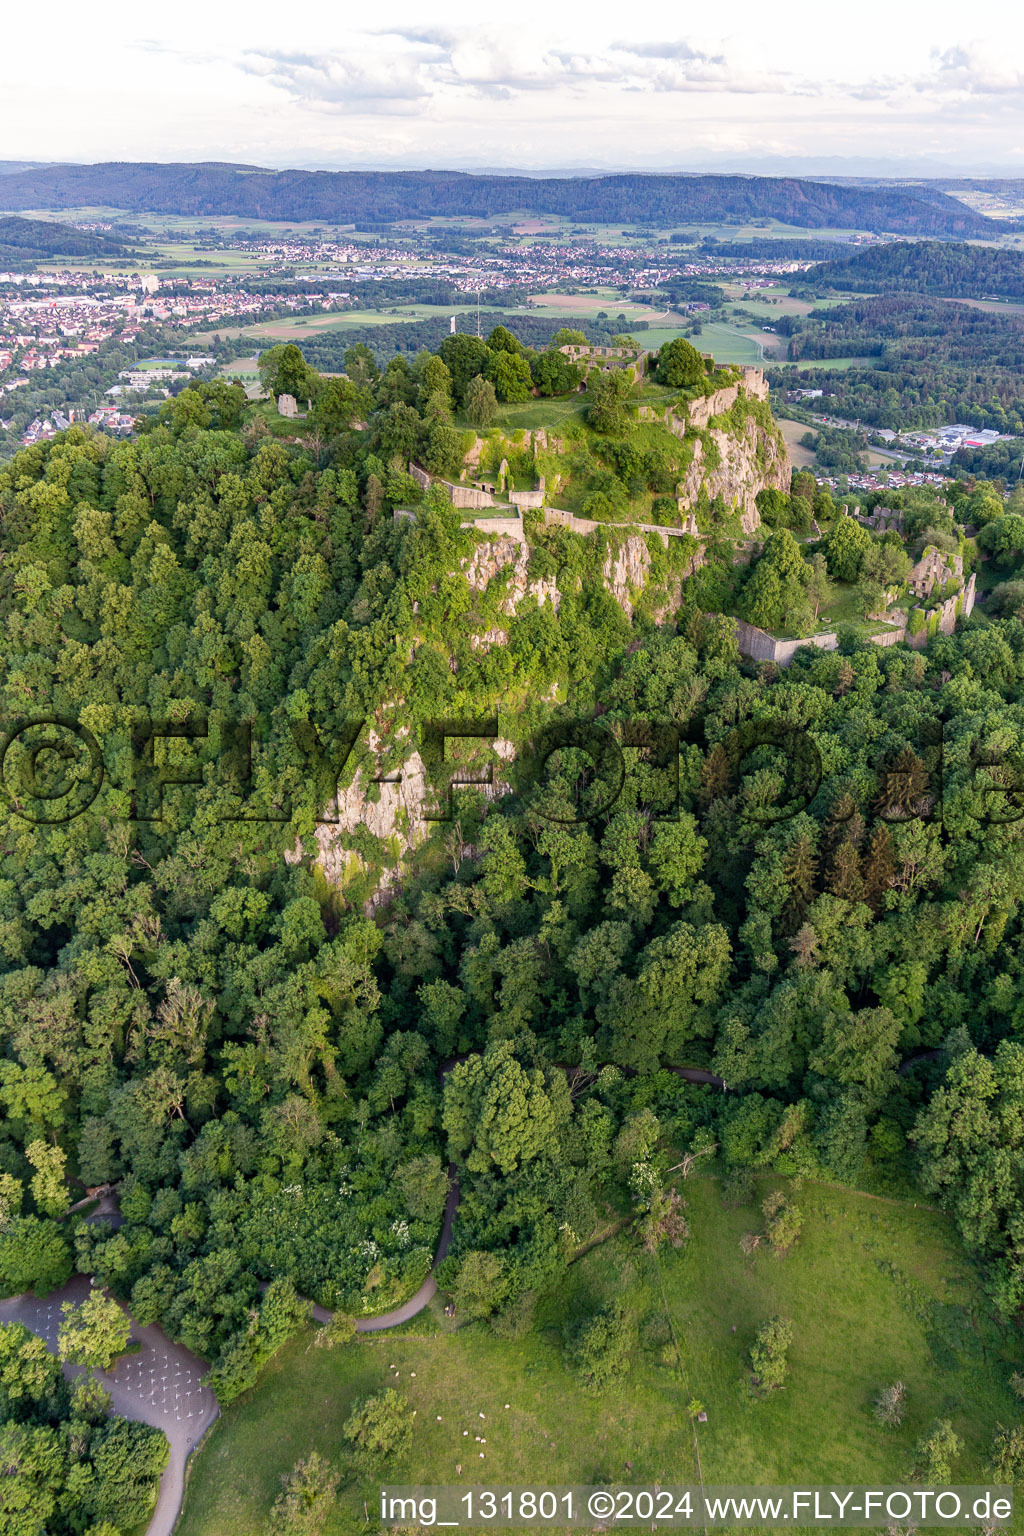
[450,483,497,510]
[732,617,838,666]
[904,570,976,649]
[542,507,700,545]
[738,366,770,401]
[409,461,498,509]
[463,515,527,543]
[730,568,977,664]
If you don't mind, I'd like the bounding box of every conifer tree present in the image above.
[875,746,930,820]
[862,824,895,909]
[827,841,865,903]
[781,835,818,930]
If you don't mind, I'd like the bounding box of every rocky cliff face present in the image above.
[599,534,698,621]
[463,531,560,614]
[461,525,698,627]
[300,731,516,910]
[602,535,653,617]
[679,413,790,534]
[655,373,789,535]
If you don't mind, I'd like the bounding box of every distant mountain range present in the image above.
[0,162,995,237]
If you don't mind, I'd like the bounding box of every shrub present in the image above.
[749,1315,793,1393]
[444,1250,508,1321]
[565,1299,637,1394]
[988,1423,1024,1483]
[490,1289,538,1341]
[313,1313,357,1350]
[911,1419,962,1482]
[762,1192,803,1255]
[269,1450,340,1535]
[873,1381,906,1428]
[343,1390,413,1466]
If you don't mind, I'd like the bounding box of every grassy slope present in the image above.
[176,1176,1021,1536]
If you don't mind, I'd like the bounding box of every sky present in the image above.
[6,0,1024,175]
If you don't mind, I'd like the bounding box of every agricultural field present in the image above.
[776,356,879,372]
[192,304,513,345]
[776,415,819,468]
[528,290,676,321]
[3,206,399,241]
[719,286,824,319]
[656,322,766,364]
[176,1176,1022,1536]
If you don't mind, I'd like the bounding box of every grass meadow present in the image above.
[176,1175,1022,1536]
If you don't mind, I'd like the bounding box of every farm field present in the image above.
[942,295,1024,317]
[776,415,819,467]
[2,206,408,241]
[175,1175,1020,1536]
[719,287,852,319]
[649,321,766,363]
[191,303,525,345]
[527,290,675,320]
[776,355,879,372]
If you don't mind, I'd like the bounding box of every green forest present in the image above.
[769,293,1024,431]
[0,164,991,234]
[4,329,1024,1526]
[801,239,1024,300]
[0,216,136,266]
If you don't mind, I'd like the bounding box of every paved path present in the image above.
[272,1165,462,1332]
[354,1167,460,1331]
[0,1274,217,1536]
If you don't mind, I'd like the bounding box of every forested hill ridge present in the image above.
[0,214,136,261]
[801,238,1024,299]
[3,325,1024,1449]
[0,161,993,235]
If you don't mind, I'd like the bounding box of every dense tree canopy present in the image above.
[2,331,1024,1433]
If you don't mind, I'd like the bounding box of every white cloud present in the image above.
[923,44,1024,96]
[239,49,433,111]
[5,0,1024,170]
[237,29,822,114]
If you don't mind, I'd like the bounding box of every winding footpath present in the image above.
[302,1167,462,1331]
[278,1049,945,1332]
